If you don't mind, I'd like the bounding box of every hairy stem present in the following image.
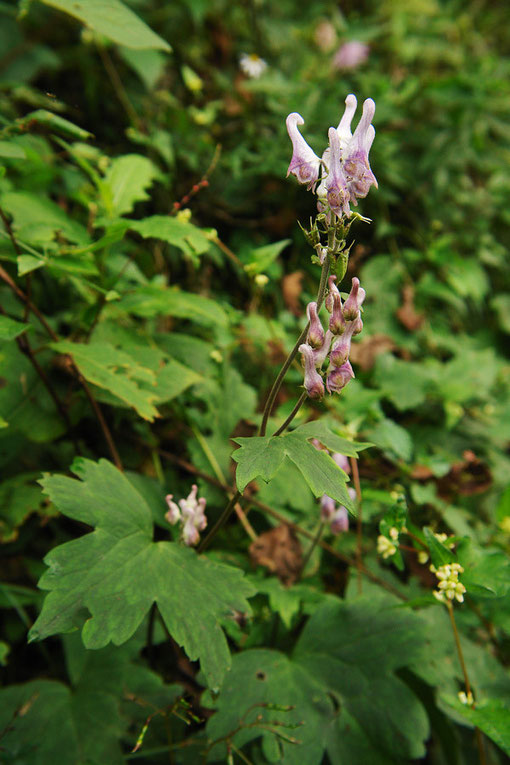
[259,255,330,437]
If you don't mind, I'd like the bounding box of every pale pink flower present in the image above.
[333,41,369,71]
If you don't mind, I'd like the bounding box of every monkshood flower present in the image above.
[286,113,321,190]
[320,491,354,534]
[325,360,354,393]
[239,53,268,79]
[165,485,207,547]
[286,94,377,218]
[298,343,325,399]
[307,301,325,349]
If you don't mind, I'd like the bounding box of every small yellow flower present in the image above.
[377,535,397,559]
[458,691,473,706]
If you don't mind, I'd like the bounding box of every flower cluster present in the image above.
[165,485,207,547]
[286,93,377,219]
[299,274,365,399]
[377,526,400,559]
[430,563,466,604]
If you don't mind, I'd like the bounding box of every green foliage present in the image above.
[29,459,254,688]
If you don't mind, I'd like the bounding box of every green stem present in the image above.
[299,521,325,579]
[197,491,241,553]
[272,391,307,436]
[259,255,330,437]
[447,603,487,765]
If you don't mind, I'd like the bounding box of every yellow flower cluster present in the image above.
[430,562,466,604]
[377,527,399,559]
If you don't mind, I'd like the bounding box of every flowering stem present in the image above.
[299,522,325,579]
[197,491,241,553]
[272,392,307,437]
[259,255,330,437]
[350,457,363,595]
[447,602,487,765]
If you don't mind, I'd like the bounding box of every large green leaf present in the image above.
[116,284,228,326]
[442,697,510,757]
[0,315,30,341]
[129,215,215,259]
[51,340,160,421]
[0,679,123,765]
[206,598,429,763]
[29,459,254,688]
[38,0,171,51]
[0,191,90,246]
[102,154,159,217]
[232,429,355,510]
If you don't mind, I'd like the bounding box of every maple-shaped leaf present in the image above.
[28,459,254,689]
[232,422,370,511]
[205,597,429,764]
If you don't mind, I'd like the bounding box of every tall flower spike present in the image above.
[343,277,366,320]
[325,127,351,218]
[306,302,325,349]
[326,360,354,394]
[336,93,357,149]
[286,113,321,190]
[299,343,325,399]
[343,98,378,200]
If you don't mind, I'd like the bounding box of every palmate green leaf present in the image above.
[51,340,160,421]
[206,598,429,764]
[38,0,171,51]
[102,154,159,217]
[29,459,254,688]
[232,429,355,510]
[292,420,372,457]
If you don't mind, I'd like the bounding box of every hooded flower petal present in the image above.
[306,301,325,349]
[324,127,351,218]
[326,360,354,394]
[286,113,321,190]
[336,93,358,149]
[299,343,325,399]
[342,277,366,320]
[343,99,378,200]
[165,494,181,525]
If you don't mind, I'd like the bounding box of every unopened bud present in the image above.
[326,360,354,394]
[306,302,325,349]
[325,275,340,313]
[342,277,366,320]
[299,343,325,399]
[329,291,346,335]
[320,494,336,521]
[330,333,352,366]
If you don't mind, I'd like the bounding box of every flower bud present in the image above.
[342,277,366,321]
[312,329,333,368]
[299,343,325,399]
[330,505,349,534]
[325,275,340,313]
[320,494,336,521]
[332,453,350,473]
[329,291,346,335]
[306,302,325,349]
[165,494,181,525]
[330,333,352,367]
[352,315,363,335]
[326,360,354,394]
